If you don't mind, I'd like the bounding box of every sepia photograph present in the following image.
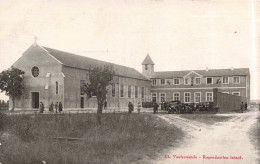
[0,0,260,163]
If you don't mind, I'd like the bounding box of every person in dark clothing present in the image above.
[40,102,44,113]
[104,100,107,110]
[161,102,164,110]
[153,102,158,114]
[55,102,58,114]
[128,102,134,113]
[58,102,63,113]
[245,102,247,110]
[49,102,54,112]
[240,102,244,113]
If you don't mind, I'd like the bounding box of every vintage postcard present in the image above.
[0,0,259,163]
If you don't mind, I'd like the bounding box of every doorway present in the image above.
[31,92,39,108]
[80,97,84,108]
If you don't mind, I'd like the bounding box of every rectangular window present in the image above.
[206,92,213,102]
[128,85,131,98]
[223,77,229,84]
[152,79,157,86]
[233,76,240,84]
[222,92,229,94]
[80,80,86,95]
[135,86,138,98]
[166,79,171,85]
[173,92,180,101]
[232,92,240,96]
[195,78,201,85]
[141,87,145,98]
[160,93,166,102]
[112,84,116,97]
[152,93,157,102]
[184,92,191,103]
[184,78,189,85]
[207,77,213,84]
[173,78,180,85]
[194,92,201,103]
[56,81,59,94]
[145,64,148,70]
[120,85,124,98]
[161,79,165,85]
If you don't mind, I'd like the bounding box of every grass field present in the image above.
[180,114,233,125]
[0,112,183,164]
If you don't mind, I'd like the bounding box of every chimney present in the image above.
[206,67,209,72]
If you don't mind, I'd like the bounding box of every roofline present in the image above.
[62,65,151,82]
[154,68,250,73]
[151,74,249,79]
[183,71,203,78]
[40,45,63,65]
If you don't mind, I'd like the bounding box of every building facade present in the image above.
[10,43,250,110]
[142,56,250,104]
[10,44,151,110]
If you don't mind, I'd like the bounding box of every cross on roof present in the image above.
[34,36,38,44]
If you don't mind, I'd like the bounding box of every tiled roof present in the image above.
[42,47,149,81]
[152,68,250,79]
[142,54,154,65]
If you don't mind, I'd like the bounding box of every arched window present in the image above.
[56,81,58,94]
[31,66,39,77]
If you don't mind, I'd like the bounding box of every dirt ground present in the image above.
[155,108,260,164]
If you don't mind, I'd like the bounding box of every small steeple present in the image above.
[142,54,154,79]
[142,54,154,65]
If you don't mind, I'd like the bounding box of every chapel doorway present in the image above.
[80,97,84,108]
[31,92,39,108]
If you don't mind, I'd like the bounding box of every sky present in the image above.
[0,0,259,101]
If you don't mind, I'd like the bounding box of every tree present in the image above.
[0,67,24,111]
[84,65,115,124]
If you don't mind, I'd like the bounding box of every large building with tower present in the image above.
[10,43,250,110]
[142,55,250,104]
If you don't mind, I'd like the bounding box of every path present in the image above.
[156,108,259,164]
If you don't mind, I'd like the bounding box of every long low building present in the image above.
[9,43,250,110]
[142,55,250,104]
[10,43,151,110]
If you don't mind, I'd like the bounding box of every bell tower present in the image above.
[142,54,154,79]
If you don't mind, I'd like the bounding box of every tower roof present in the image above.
[142,54,154,65]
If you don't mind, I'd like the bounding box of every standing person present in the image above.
[128,102,132,113]
[104,100,107,110]
[130,102,134,113]
[55,102,58,114]
[40,102,44,113]
[59,102,63,113]
[153,102,158,114]
[49,102,54,112]
[240,102,244,113]
[137,102,141,114]
[161,101,164,110]
[245,102,247,110]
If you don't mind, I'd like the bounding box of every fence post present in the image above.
[213,88,218,112]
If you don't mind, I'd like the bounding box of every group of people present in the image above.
[39,102,63,113]
[128,102,142,113]
[240,102,248,113]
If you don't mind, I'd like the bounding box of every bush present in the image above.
[142,102,154,108]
